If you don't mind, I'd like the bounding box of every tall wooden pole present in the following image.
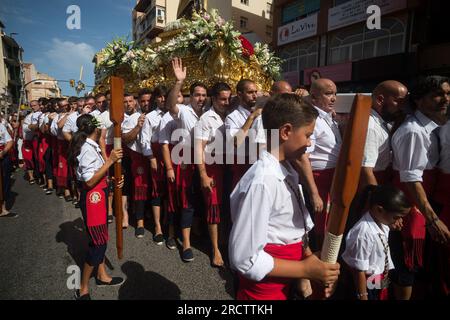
[109,76,124,260]
[321,94,372,264]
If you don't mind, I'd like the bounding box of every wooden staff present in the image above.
[109,76,125,260]
[321,94,372,264]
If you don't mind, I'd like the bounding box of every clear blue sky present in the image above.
[0,0,136,97]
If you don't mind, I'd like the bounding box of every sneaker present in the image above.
[45,188,54,195]
[166,238,177,250]
[182,248,194,262]
[64,195,73,202]
[135,227,145,238]
[107,215,114,224]
[74,290,91,300]
[74,201,80,209]
[95,277,124,287]
[29,179,35,185]
[153,233,164,245]
[0,212,18,218]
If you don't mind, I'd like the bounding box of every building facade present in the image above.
[273,0,450,91]
[23,63,62,101]
[1,20,24,110]
[132,0,273,46]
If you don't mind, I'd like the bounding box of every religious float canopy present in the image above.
[93,9,282,95]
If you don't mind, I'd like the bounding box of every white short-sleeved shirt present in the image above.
[252,115,267,144]
[194,107,225,159]
[159,112,180,145]
[121,112,142,153]
[342,211,394,275]
[0,123,12,145]
[392,111,440,183]
[22,113,34,141]
[51,113,69,140]
[76,138,105,182]
[229,151,314,281]
[140,108,164,156]
[439,120,450,174]
[99,110,114,145]
[62,112,80,133]
[225,106,251,138]
[307,106,342,170]
[362,109,391,171]
[31,111,42,125]
[175,104,200,148]
[90,109,101,117]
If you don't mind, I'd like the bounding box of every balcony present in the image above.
[138,6,166,41]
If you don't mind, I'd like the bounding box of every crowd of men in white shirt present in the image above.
[4,57,450,299]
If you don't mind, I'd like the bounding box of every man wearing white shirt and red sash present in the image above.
[140,86,167,244]
[195,82,232,268]
[224,79,260,189]
[121,93,148,239]
[167,58,207,262]
[306,79,341,249]
[391,75,450,299]
[22,100,42,184]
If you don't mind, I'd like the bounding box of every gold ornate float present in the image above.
[94,9,281,95]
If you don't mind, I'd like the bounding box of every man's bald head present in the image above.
[310,79,337,113]
[270,81,293,95]
[372,80,408,122]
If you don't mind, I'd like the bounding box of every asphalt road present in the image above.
[0,169,234,300]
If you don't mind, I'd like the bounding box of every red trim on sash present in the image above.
[105,144,113,158]
[392,169,437,269]
[166,144,179,214]
[56,140,69,188]
[237,242,304,300]
[203,163,224,224]
[150,142,165,199]
[128,148,149,201]
[370,274,389,300]
[22,140,34,170]
[82,177,109,246]
[177,148,195,209]
[312,168,335,236]
[38,135,49,173]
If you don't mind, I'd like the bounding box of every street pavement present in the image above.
[0,169,235,300]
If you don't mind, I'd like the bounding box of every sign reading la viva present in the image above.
[278,13,318,46]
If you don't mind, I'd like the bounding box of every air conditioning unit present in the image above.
[157,16,164,23]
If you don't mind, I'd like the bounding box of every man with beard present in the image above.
[390,75,450,299]
[137,88,152,114]
[195,82,232,268]
[167,57,208,262]
[224,79,260,189]
[121,94,147,238]
[360,80,408,188]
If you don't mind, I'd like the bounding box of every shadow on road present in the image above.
[56,218,89,268]
[118,261,181,300]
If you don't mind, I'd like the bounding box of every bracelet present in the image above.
[356,292,368,298]
[425,217,440,227]
[166,168,174,172]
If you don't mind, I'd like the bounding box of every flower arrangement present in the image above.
[254,43,283,79]
[95,9,283,87]
[96,37,136,76]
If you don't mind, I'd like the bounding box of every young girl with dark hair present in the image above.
[342,184,411,300]
[68,114,124,300]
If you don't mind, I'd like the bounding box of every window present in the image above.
[279,39,319,73]
[266,25,272,37]
[327,17,406,65]
[241,0,249,6]
[267,3,272,19]
[240,16,248,29]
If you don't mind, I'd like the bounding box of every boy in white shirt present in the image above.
[229,93,340,300]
